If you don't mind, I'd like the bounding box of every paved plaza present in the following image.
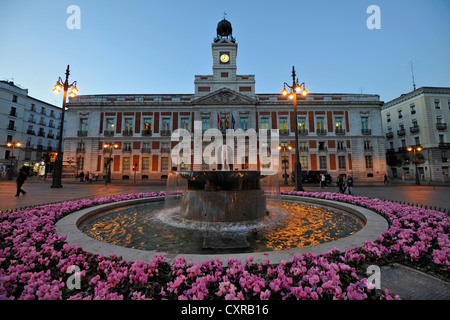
[1,177,449,212]
[0,177,449,300]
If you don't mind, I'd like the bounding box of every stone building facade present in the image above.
[381,87,450,182]
[1,80,62,176]
[63,19,386,184]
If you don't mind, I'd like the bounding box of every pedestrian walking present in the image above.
[15,168,27,197]
[79,171,84,182]
[384,174,389,184]
[337,174,346,193]
[85,171,90,182]
[346,176,354,195]
[321,173,326,188]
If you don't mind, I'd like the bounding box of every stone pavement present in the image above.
[0,177,449,300]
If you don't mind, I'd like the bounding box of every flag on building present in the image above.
[225,114,230,129]
[218,113,223,130]
[231,114,236,129]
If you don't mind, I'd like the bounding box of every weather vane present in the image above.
[223,12,227,19]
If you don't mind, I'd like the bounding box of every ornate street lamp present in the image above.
[281,66,308,191]
[407,146,422,185]
[6,141,21,180]
[51,65,78,188]
[104,143,119,185]
[278,144,292,186]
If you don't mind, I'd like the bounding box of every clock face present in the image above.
[220,54,230,63]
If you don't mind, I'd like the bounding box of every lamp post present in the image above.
[104,143,118,185]
[51,65,78,188]
[281,66,308,191]
[407,146,422,185]
[278,144,292,185]
[6,141,21,180]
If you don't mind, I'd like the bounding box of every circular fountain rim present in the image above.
[55,195,389,265]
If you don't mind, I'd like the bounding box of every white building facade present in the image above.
[63,19,387,184]
[1,80,63,177]
[382,87,450,182]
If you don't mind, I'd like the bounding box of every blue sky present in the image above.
[0,0,449,106]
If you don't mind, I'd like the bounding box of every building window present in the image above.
[123,157,131,171]
[162,118,171,134]
[319,156,327,170]
[106,118,115,133]
[447,99,450,110]
[335,116,344,134]
[41,107,46,115]
[337,141,345,150]
[181,118,190,130]
[364,140,372,150]
[142,157,150,170]
[161,157,169,171]
[298,117,306,132]
[240,117,248,130]
[434,99,441,109]
[365,155,373,169]
[300,156,308,169]
[338,156,346,170]
[202,118,210,133]
[414,136,420,146]
[436,115,443,124]
[80,118,88,132]
[386,113,391,123]
[318,141,326,150]
[143,118,152,134]
[10,107,16,117]
[123,143,131,152]
[124,118,133,135]
[12,95,17,103]
[316,117,325,131]
[397,109,403,119]
[279,117,288,134]
[410,104,416,115]
[76,157,84,170]
[260,118,269,131]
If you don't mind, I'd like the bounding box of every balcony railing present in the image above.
[386,132,394,139]
[160,130,171,136]
[123,147,132,152]
[397,129,406,136]
[26,129,36,135]
[141,147,151,153]
[161,147,171,152]
[335,128,346,135]
[77,130,88,137]
[279,129,290,136]
[141,130,152,136]
[316,128,327,135]
[298,128,308,135]
[123,130,133,136]
[398,147,408,153]
[9,111,17,117]
[76,147,86,153]
[104,130,115,136]
[410,126,420,133]
[436,123,447,130]
[362,128,372,135]
[6,125,16,131]
[438,142,450,149]
[37,131,45,137]
[47,133,55,139]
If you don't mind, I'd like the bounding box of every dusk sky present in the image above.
[1,0,449,106]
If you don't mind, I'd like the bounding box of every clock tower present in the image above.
[194,18,255,97]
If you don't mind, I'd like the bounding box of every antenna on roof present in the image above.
[409,60,416,91]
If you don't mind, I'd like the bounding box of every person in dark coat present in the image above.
[15,168,27,196]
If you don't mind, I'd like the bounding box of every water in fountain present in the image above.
[163,168,281,249]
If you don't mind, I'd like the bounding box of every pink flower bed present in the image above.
[0,190,448,300]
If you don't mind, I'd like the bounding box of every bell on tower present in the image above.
[214,15,236,43]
